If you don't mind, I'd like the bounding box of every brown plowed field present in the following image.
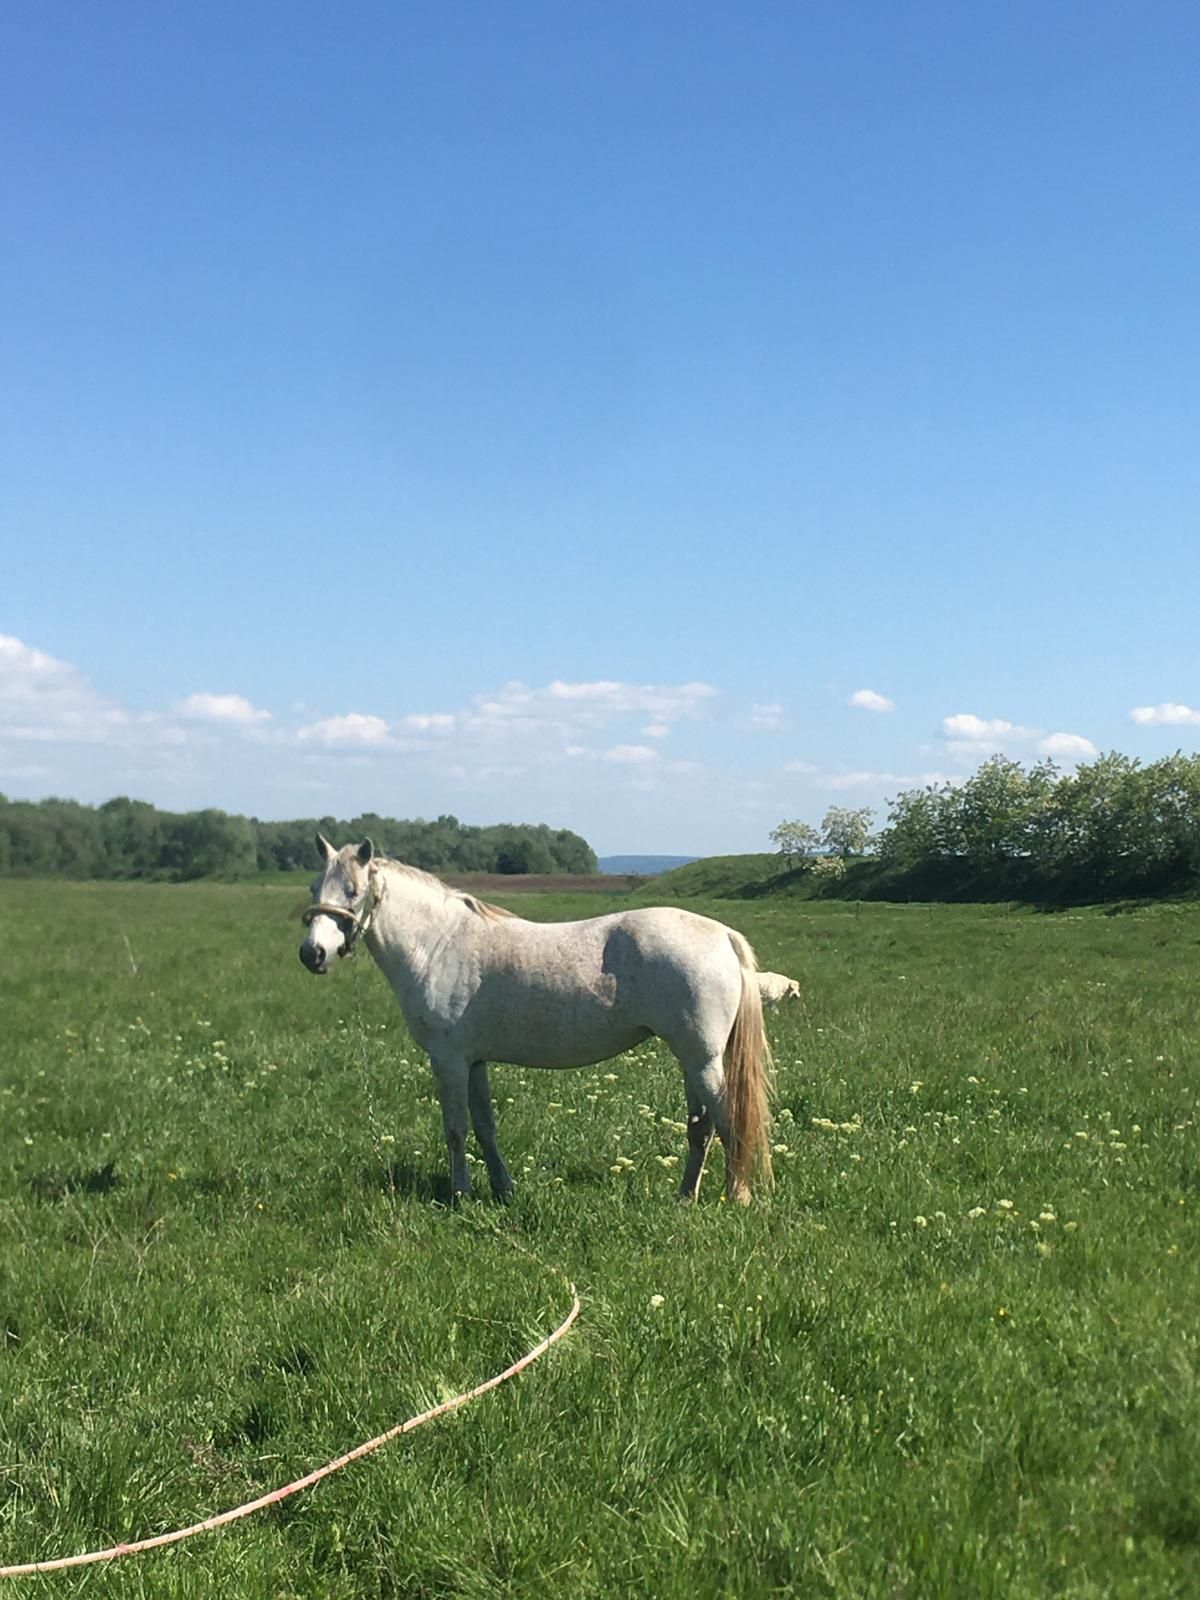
[442,872,644,895]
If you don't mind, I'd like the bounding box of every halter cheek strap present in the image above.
[301,875,380,957]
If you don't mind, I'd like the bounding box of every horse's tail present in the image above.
[724,929,774,1197]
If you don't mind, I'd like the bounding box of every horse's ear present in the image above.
[316,833,335,863]
[357,837,374,867]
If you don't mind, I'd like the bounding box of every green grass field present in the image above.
[1,880,1198,1597]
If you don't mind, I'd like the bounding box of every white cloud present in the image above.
[547,680,626,702]
[547,679,715,717]
[849,689,894,713]
[603,744,659,765]
[1130,702,1200,727]
[287,677,721,770]
[1037,731,1098,759]
[297,712,392,747]
[942,713,1024,742]
[940,712,1036,759]
[824,769,888,790]
[472,678,717,734]
[788,763,953,792]
[177,692,270,725]
[0,634,76,688]
[0,633,128,743]
[939,713,1097,766]
[750,702,785,730]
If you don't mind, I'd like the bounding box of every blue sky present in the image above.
[2,1,1198,855]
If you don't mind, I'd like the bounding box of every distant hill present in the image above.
[597,854,699,876]
[634,853,786,899]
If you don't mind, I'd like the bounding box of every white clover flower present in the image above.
[649,1294,665,1309]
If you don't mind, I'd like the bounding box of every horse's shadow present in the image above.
[362,1158,453,1205]
[28,1161,120,1203]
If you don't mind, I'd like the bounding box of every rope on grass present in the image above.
[0,1262,580,1578]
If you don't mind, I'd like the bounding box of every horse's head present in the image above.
[299,835,375,974]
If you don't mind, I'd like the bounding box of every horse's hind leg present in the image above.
[679,1081,715,1202]
[468,1061,514,1199]
[679,1054,734,1203]
[680,1054,747,1204]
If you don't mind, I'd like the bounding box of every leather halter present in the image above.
[301,877,379,956]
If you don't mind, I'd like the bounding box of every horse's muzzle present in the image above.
[299,942,331,975]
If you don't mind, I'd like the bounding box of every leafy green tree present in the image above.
[769,820,820,863]
[876,785,947,867]
[491,828,557,875]
[161,809,257,880]
[1047,752,1144,889]
[551,827,598,874]
[0,797,600,883]
[948,757,1058,876]
[820,806,875,859]
[99,797,164,878]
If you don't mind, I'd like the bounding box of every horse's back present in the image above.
[457,903,749,1067]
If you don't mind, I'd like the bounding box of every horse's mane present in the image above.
[373,856,520,922]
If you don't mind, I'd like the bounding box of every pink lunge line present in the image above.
[0,1284,580,1578]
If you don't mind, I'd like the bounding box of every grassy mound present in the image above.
[632,852,818,900]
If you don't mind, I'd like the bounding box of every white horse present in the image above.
[300,837,773,1203]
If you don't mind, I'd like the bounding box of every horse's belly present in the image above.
[461,988,650,1070]
[489,1024,651,1071]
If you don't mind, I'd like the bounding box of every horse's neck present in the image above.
[366,866,469,990]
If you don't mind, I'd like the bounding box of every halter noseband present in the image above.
[301,875,379,957]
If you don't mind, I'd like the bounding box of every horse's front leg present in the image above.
[429,1055,472,1199]
[468,1061,514,1199]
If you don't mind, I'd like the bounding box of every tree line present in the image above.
[0,796,598,881]
[774,752,1200,902]
[873,751,1200,900]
